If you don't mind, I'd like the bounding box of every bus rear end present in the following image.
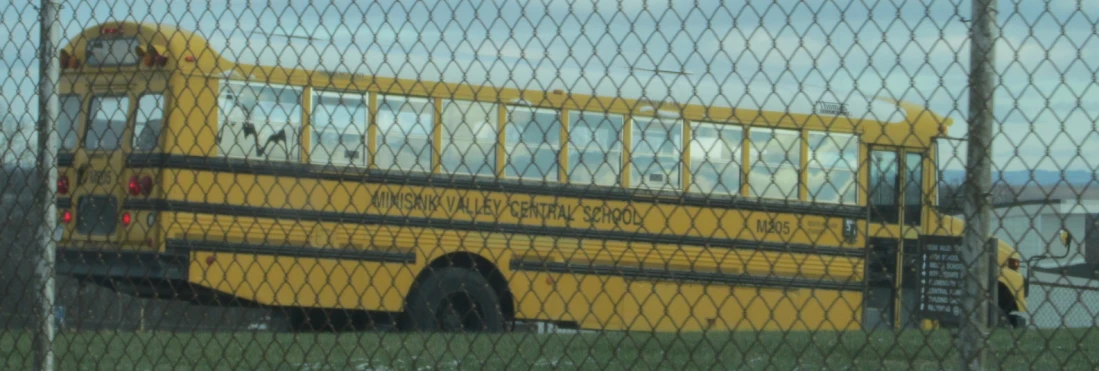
[54,23,181,299]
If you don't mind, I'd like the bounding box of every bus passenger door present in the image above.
[864,148,925,330]
[898,152,926,329]
[864,149,900,330]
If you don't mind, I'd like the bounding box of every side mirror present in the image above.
[1060,229,1074,248]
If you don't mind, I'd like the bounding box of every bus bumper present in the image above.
[56,247,188,281]
[55,246,260,306]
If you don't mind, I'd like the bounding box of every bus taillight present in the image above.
[128,176,140,195]
[128,175,154,196]
[58,175,69,195]
[61,210,72,224]
[140,175,153,195]
[121,212,132,227]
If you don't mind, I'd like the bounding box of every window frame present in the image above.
[869,148,901,224]
[310,89,369,167]
[567,110,626,187]
[58,94,83,152]
[629,115,685,191]
[688,121,743,196]
[374,93,436,174]
[84,93,132,152]
[131,93,166,152]
[216,80,305,162]
[746,127,802,200]
[806,130,859,204]
[503,105,563,182]
[84,36,141,68]
[903,151,924,227]
[439,98,499,178]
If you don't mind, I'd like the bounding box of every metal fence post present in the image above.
[33,0,61,370]
[960,0,1000,369]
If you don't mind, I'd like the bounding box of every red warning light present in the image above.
[128,175,152,196]
[128,176,141,195]
[58,175,69,194]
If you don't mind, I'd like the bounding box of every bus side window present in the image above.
[258,84,302,161]
[375,95,433,174]
[133,94,164,152]
[217,84,251,159]
[689,122,741,196]
[311,91,367,167]
[748,128,801,200]
[505,106,561,182]
[217,81,302,161]
[441,99,498,177]
[567,111,624,187]
[630,116,683,190]
[807,131,858,204]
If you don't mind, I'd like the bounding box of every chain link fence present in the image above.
[2,0,1097,369]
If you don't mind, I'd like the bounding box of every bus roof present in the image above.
[61,21,952,143]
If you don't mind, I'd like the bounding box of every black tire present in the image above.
[401,267,507,332]
[287,308,353,332]
[995,308,1027,329]
[286,308,314,332]
[1007,313,1027,329]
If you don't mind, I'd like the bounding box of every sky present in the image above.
[1,0,1096,174]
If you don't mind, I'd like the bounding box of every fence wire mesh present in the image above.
[1,0,1098,369]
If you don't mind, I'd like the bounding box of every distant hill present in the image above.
[941,169,1097,187]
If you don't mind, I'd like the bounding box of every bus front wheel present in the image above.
[401,267,507,332]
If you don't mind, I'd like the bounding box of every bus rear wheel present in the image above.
[401,267,506,332]
[998,308,1027,329]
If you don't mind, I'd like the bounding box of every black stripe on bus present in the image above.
[57,153,74,167]
[165,239,417,263]
[128,199,865,259]
[509,260,863,292]
[125,153,866,220]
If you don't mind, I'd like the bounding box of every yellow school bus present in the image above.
[52,21,1028,332]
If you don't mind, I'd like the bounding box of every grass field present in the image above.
[2,328,1098,370]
